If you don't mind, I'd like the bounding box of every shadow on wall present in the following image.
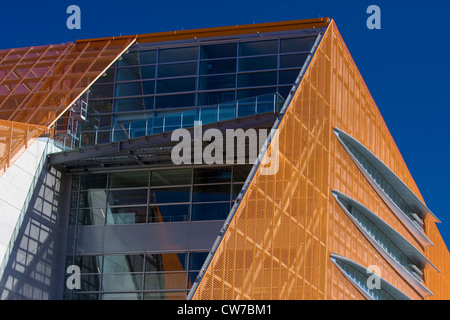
[0,162,66,300]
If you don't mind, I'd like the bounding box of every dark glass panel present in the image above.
[280,53,309,68]
[155,94,195,108]
[90,99,113,114]
[198,90,235,106]
[159,46,198,63]
[115,82,143,97]
[114,98,146,112]
[80,173,107,190]
[192,202,230,221]
[139,50,157,65]
[201,43,237,59]
[148,204,190,222]
[107,206,147,224]
[116,67,142,82]
[193,184,231,202]
[279,69,300,85]
[189,252,208,270]
[145,253,187,272]
[156,77,196,94]
[238,55,277,72]
[78,208,106,226]
[109,171,149,188]
[200,58,236,75]
[108,189,148,206]
[141,65,156,79]
[233,165,253,182]
[199,74,235,90]
[117,51,140,67]
[158,62,197,78]
[90,84,114,99]
[239,39,278,56]
[151,168,192,186]
[74,255,103,273]
[237,87,275,100]
[280,36,316,53]
[237,71,277,87]
[103,254,144,273]
[194,167,231,184]
[149,187,191,204]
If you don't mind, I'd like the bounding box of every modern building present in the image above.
[0,18,449,300]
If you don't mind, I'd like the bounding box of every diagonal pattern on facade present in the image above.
[190,20,450,300]
[0,37,136,177]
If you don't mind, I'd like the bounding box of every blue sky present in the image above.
[1,0,449,246]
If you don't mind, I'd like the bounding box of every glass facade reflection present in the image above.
[65,251,208,300]
[69,165,252,226]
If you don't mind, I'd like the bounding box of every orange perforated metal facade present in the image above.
[0,37,136,177]
[191,20,450,300]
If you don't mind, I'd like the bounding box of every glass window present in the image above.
[150,187,191,204]
[115,82,143,97]
[159,46,198,63]
[199,74,236,90]
[189,252,208,270]
[233,165,253,182]
[80,173,107,190]
[279,69,300,85]
[139,50,157,65]
[117,67,142,82]
[201,43,237,59]
[239,39,278,56]
[192,202,230,221]
[280,36,316,53]
[239,56,277,72]
[102,274,143,291]
[280,53,308,69]
[148,204,190,223]
[108,189,148,206]
[237,87,276,100]
[158,62,197,78]
[193,184,231,202]
[79,190,107,208]
[101,292,142,300]
[103,254,144,273]
[238,71,277,87]
[78,208,106,226]
[143,291,186,300]
[156,77,196,94]
[144,272,187,290]
[118,51,140,67]
[90,84,114,99]
[194,167,231,184]
[232,183,244,200]
[151,168,192,186]
[75,255,103,273]
[114,98,146,112]
[141,66,156,79]
[155,93,195,108]
[200,58,236,75]
[95,67,115,84]
[198,90,235,106]
[106,206,147,225]
[90,99,113,114]
[145,253,187,272]
[109,171,149,188]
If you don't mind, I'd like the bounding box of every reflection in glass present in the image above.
[107,206,147,225]
[194,167,231,184]
[151,169,191,188]
[102,274,143,291]
[150,187,191,204]
[109,171,149,188]
[239,56,277,72]
[108,189,148,206]
[201,43,237,59]
[144,272,187,290]
[148,204,190,223]
[280,36,316,53]
[200,58,236,75]
[239,40,278,56]
[146,253,187,272]
[192,202,230,221]
[159,46,198,63]
[158,62,197,78]
[103,254,144,273]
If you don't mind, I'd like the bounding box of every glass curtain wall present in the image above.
[81,34,318,136]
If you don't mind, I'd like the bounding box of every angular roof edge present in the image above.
[77,17,330,44]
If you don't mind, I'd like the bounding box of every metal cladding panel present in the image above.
[192,20,450,300]
[0,37,135,177]
[0,119,47,176]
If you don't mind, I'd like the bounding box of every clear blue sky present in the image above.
[1,0,449,246]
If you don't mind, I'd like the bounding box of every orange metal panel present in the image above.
[192,20,450,300]
[0,119,47,176]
